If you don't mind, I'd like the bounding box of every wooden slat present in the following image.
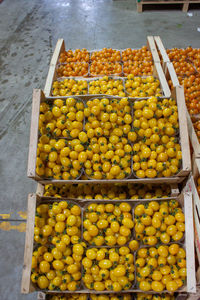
[187,110,200,158]
[166,62,180,87]
[184,174,200,265]
[27,89,42,179]
[147,36,160,63]
[44,38,65,97]
[21,194,37,294]
[154,36,170,72]
[154,62,171,98]
[173,86,191,176]
[38,177,184,184]
[184,192,196,293]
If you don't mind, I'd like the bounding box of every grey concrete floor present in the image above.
[0,0,200,299]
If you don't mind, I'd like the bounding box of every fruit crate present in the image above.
[27,85,191,184]
[21,191,196,294]
[48,62,170,100]
[154,36,170,73]
[43,38,169,99]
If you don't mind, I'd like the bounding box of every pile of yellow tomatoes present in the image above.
[32,201,83,291]
[82,246,135,291]
[39,98,84,139]
[52,79,88,96]
[36,94,182,179]
[132,97,181,178]
[89,77,125,97]
[136,244,187,292]
[31,196,186,293]
[125,75,161,98]
[83,202,134,246]
[52,75,162,98]
[134,200,185,245]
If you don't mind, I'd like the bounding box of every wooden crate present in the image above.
[45,61,171,100]
[27,86,190,184]
[186,111,200,158]
[43,37,164,98]
[136,0,196,13]
[154,36,170,73]
[21,192,196,294]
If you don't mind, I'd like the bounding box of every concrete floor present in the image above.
[0,0,200,299]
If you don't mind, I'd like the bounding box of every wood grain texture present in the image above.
[174,86,191,176]
[21,194,36,294]
[27,89,42,178]
[184,192,196,293]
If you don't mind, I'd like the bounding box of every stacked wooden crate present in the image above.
[154,35,200,282]
[21,36,197,299]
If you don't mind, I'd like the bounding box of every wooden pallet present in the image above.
[137,0,200,12]
[21,192,196,294]
[27,86,190,184]
[44,37,164,98]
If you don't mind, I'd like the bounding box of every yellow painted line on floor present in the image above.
[0,221,26,232]
[0,213,11,219]
[0,211,27,220]
[17,211,27,219]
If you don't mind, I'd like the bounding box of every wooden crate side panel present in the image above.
[184,174,200,266]
[44,39,65,97]
[153,62,171,97]
[187,110,200,158]
[174,86,191,176]
[184,192,196,293]
[21,194,37,294]
[147,36,160,63]
[38,177,183,185]
[27,89,43,179]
